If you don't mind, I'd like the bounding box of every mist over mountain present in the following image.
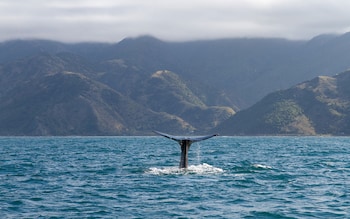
[1,33,350,135]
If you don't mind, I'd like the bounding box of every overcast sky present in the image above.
[1,0,350,43]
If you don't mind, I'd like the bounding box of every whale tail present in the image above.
[153,131,218,143]
[154,131,218,168]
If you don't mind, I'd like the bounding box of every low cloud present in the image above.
[1,0,350,42]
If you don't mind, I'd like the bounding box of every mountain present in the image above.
[2,33,350,110]
[2,33,350,135]
[216,70,350,135]
[130,70,234,129]
[0,54,233,135]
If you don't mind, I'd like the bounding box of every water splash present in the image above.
[195,143,201,164]
[187,163,224,174]
[146,163,224,175]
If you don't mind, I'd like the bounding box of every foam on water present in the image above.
[146,163,224,175]
[252,164,272,169]
[2,136,350,218]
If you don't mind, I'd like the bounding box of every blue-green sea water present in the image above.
[1,136,350,218]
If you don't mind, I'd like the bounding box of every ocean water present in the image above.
[1,136,350,218]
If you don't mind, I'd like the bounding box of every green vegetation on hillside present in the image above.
[216,70,350,135]
[2,34,350,135]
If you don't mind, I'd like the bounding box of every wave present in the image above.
[146,163,224,175]
[252,164,272,169]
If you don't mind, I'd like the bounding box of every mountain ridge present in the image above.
[3,33,350,109]
[2,33,350,135]
[216,70,350,135]
[0,53,233,135]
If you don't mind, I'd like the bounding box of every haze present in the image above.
[1,0,350,42]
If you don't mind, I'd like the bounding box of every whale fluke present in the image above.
[154,131,218,169]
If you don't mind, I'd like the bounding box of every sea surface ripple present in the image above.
[1,136,350,218]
